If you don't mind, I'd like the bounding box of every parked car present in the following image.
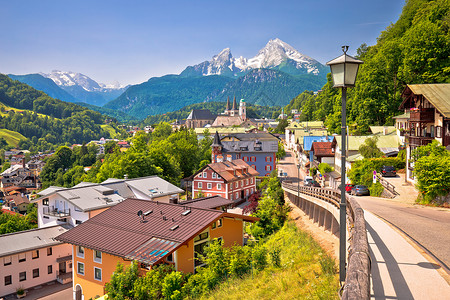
[338,184,354,193]
[306,180,321,187]
[345,184,354,193]
[304,176,313,185]
[381,165,396,177]
[351,185,370,196]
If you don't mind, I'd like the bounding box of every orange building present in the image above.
[56,198,258,300]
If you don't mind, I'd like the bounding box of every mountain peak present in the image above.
[181,39,325,78]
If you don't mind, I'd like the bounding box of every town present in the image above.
[1,0,450,299]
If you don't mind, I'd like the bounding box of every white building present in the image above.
[33,176,184,229]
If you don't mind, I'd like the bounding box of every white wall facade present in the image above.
[36,195,90,228]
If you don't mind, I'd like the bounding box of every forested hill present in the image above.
[0,74,113,151]
[140,101,282,126]
[285,0,450,134]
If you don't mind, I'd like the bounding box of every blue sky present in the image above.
[0,0,405,85]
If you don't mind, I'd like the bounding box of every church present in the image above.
[211,97,250,127]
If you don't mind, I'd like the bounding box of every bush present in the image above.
[318,162,333,175]
[161,272,183,300]
[369,182,384,197]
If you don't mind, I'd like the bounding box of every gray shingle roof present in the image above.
[186,109,216,120]
[0,225,72,258]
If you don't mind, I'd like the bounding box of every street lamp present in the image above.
[326,46,363,283]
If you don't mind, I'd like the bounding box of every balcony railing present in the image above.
[407,135,434,146]
[409,108,435,123]
[43,206,71,217]
[56,271,72,284]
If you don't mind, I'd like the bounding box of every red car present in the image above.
[345,184,354,193]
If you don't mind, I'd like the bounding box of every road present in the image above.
[356,196,450,271]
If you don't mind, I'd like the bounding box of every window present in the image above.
[94,250,102,263]
[266,165,272,171]
[74,207,82,212]
[207,183,212,189]
[47,247,52,256]
[198,182,203,189]
[18,253,26,263]
[235,182,238,188]
[43,198,49,206]
[243,156,248,162]
[19,271,26,282]
[4,274,12,286]
[235,192,238,199]
[94,267,102,281]
[75,220,83,225]
[217,218,223,228]
[203,172,207,178]
[245,179,248,185]
[246,190,249,196]
[32,250,39,259]
[198,173,202,178]
[251,156,256,162]
[436,126,442,138]
[230,194,233,200]
[48,265,53,274]
[217,183,222,190]
[251,188,254,194]
[194,232,209,242]
[166,253,173,262]
[212,173,216,179]
[33,268,39,278]
[207,193,212,197]
[77,246,85,258]
[250,178,253,184]
[43,216,49,219]
[3,256,11,266]
[77,262,84,275]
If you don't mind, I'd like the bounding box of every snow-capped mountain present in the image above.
[180,38,327,78]
[34,70,128,107]
[40,70,126,92]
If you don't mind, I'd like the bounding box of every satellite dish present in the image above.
[137,210,143,217]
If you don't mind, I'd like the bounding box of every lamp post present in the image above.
[326,46,363,283]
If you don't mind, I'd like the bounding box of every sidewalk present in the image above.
[364,211,450,299]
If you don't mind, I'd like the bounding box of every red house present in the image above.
[192,159,259,202]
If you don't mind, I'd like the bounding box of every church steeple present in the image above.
[232,96,237,110]
[211,131,223,162]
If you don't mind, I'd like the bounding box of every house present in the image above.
[399,84,450,182]
[55,198,258,300]
[4,193,30,213]
[185,109,217,129]
[302,136,333,167]
[32,176,183,228]
[310,142,335,167]
[194,126,248,140]
[191,158,259,201]
[284,121,327,154]
[211,131,279,176]
[393,111,410,145]
[0,225,72,298]
[27,160,46,175]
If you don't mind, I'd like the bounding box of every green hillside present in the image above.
[0,74,114,151]
[0,129,26,147]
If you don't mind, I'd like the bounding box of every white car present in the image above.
[303,176,313,185]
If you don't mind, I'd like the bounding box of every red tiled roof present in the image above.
[199,159,259,182]
[1,209,20,216]
[56,198,257,265]
[311,142,335,157]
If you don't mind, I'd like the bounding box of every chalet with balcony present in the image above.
[399,84,450,182]
[55,198,258,300]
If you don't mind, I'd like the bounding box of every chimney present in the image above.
[217,155,224,163]
[22,158,26,168]
[124,174,128,180]
[226,155,232,162]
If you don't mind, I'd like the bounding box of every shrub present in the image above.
[161,272,183,300]
[269,247,281,267]
[369,182,384,197]
[252,244,268,271]
[318,162,333,175]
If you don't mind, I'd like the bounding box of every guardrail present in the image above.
[281,183,370,300]
[376,174,399,197]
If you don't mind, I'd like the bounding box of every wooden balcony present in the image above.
[407,135,434,146]
[409,108,435,123]
[56,271,72,284]
[43,206,71,217]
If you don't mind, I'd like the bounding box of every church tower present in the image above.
[239,99,246,121]
[211,131,223,162]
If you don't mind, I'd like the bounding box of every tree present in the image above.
[276,141,286,160]
[359,136,383,159]
[274,118,288,134]
[105,261,140,299]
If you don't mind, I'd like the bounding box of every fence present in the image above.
[281,183,371,300]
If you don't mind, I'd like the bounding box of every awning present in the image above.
[56,255,72,263]
[125,237,179,265]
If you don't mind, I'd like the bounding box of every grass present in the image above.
[203,221,339,300]
[0,129,26,147]
[0,103,53,119]
[101,124,119,139]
